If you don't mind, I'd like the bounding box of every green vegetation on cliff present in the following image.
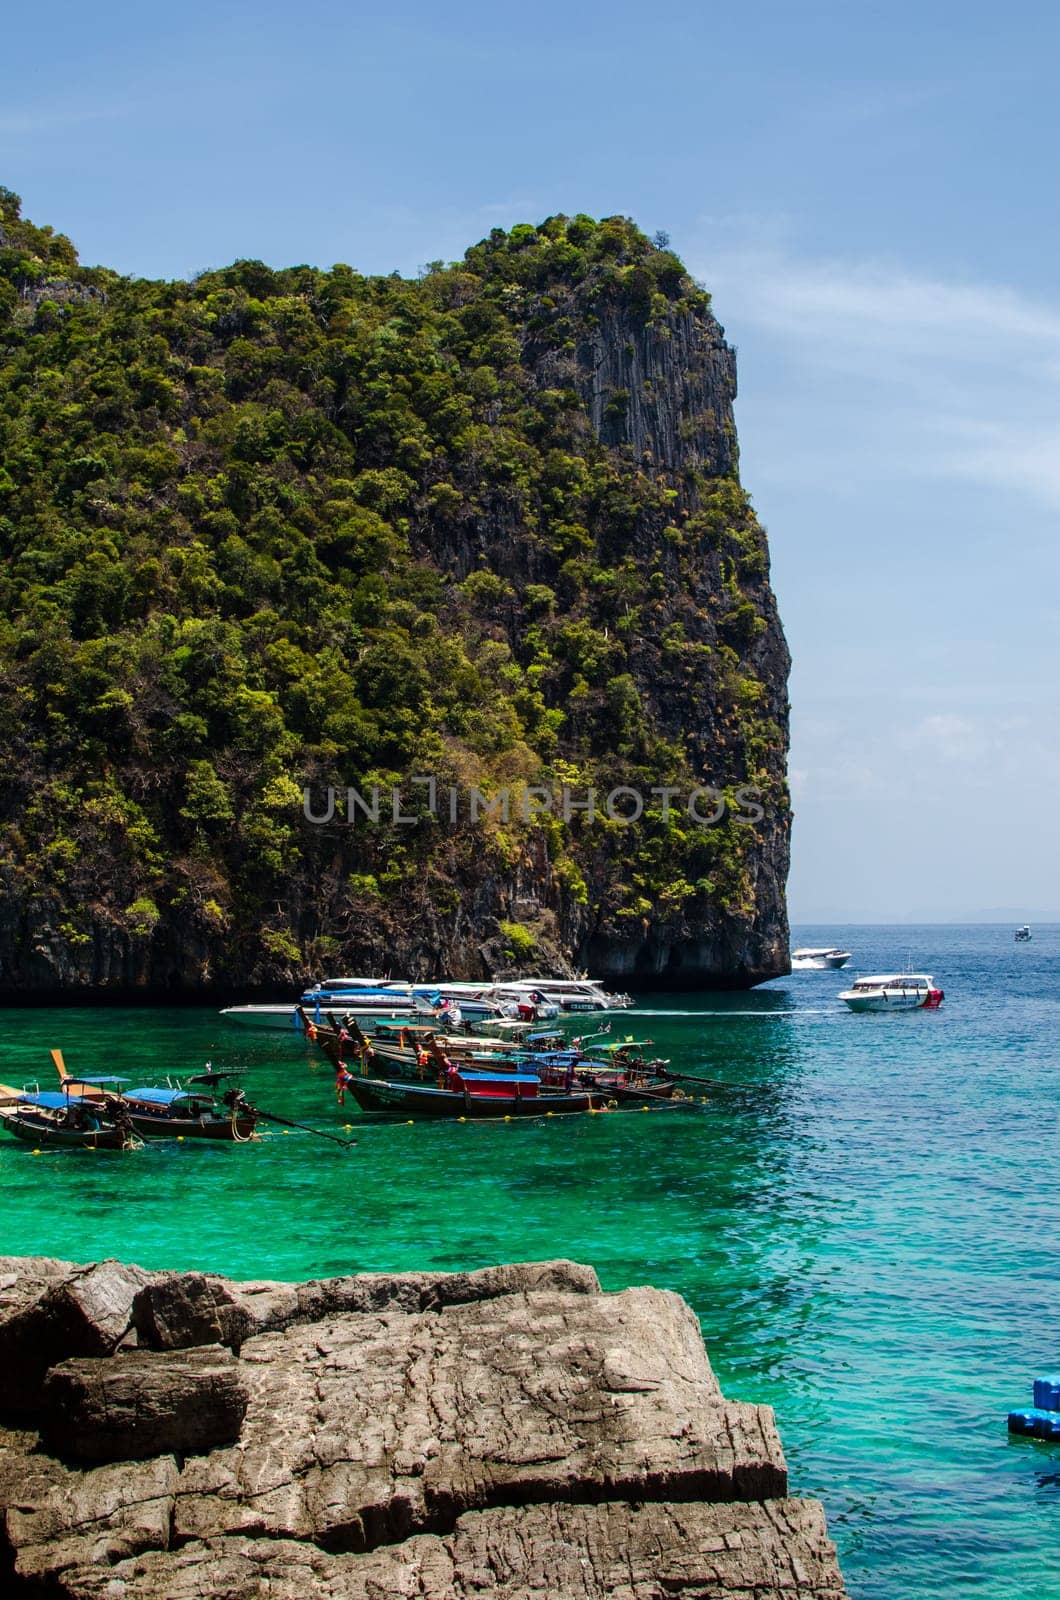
[0,186,789,988]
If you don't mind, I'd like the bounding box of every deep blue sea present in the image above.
[0,923,1057,1599]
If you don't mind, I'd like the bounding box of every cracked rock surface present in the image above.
[0,1255,848,1598]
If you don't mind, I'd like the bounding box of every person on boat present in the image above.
[416,1046,430,1078]
[439,1056,462,1093]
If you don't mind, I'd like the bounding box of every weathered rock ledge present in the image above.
[0,1255,847,1598]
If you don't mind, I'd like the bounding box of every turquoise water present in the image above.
[1,924,1057,1599]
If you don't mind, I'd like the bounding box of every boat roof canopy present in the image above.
[850,974,933,985]
[127,1086,198,1105]
[65,1074,129,1085]
[19,1091,70,1108]
[456,1070,539,1083]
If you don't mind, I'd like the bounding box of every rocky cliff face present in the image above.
[0,1254,846,1598]
[0,202,789,993]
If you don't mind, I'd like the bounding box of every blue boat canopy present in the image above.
[19,1091,69,1108]
[126,1086,196,1105]
[65,1075,130,1085]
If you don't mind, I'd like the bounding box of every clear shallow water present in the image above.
[1,924,1058,1600]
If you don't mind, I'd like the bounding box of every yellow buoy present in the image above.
[176,1135,184,1142]
[458,1116,466,1123]
[503,1115,511,1122]
[406,1120,414,1125]
[32,1149,41,1156]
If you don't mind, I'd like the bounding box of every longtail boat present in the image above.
[339,1070,610,1120]
[52,1053,260,1141]
[302,1012,685,1107]
[576,1067,682,1104]
[0,1084,138,1150]
[123,1082,258,1141]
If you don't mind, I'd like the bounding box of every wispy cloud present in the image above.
[690,234,1060,508]
[0,101,134,137]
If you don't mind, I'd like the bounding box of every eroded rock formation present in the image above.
[0,1255,846,1597]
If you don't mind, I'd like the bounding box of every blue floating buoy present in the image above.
[1008,1408,1060,1440]
[1033,1376,1060,1412]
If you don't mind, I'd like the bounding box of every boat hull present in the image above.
[221,1004,419,1030]
[0,1106,129,1149]
[124,1109,258,1140]
[579,1076,682,1104]
[344,1076,608,1120]
[791,951,852,970]
[841,992,940,1011]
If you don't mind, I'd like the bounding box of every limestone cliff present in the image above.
[0,197,789,992]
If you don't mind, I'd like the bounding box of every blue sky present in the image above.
[5,0,1059,920]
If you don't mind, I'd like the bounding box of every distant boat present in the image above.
[791,947,852,970]
[1015,925,1032,942]
[838,973,944,1012]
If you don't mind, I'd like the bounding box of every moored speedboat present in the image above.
[792,948,852,970]
[838,974,944,1011]
[489,978,633,1011]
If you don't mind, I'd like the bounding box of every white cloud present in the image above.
[0,102,131,137]
[690,235,1060,509]
[688,226,1060,915]
[901,714,993,763]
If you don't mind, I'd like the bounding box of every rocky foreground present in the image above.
[0,1255,847,1598]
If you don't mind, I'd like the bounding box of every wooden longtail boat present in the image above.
[341,1072,610,1120]
[576,1069,682,1104]
[52,1053,259,1142]
[303,1012,685,1107]
[0,1087,137,1150]
[121,1083,259,1141]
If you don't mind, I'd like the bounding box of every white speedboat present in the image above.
[219,998,420,1030]
[839,973,944,1012]
[1015,925,1032,942]
[218,1004,307,1031]
[488,978,633,1012]
[220,977,517,1031]
[791,947,852,970]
